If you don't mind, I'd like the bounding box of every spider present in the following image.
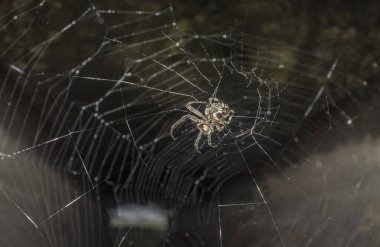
[170,97,235,152]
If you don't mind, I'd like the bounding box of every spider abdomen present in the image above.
[199,123,211,134]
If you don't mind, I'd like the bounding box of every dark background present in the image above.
[0,0,380,246]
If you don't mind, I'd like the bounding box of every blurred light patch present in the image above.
[110,204,169,231]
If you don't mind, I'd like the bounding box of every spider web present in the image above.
[1,0,380,247]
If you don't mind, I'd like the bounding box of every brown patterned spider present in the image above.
[170,97,235,152]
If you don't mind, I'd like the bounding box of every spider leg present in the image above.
[170,115,201,139]
[194,130,203,153]
[186,101,207,119]
[207,132,218,147]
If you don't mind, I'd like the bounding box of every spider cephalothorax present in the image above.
[170,97,235,152]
